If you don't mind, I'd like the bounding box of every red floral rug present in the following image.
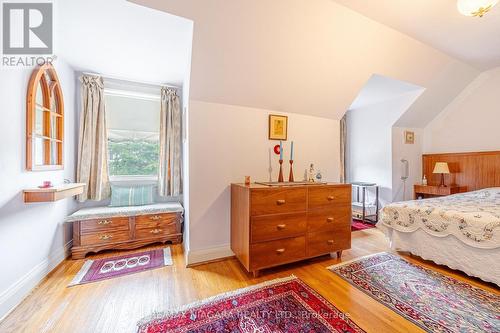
[137,276,364,333]
[351,219,376,232]
[329,253,500,333]
[69,248,172,286]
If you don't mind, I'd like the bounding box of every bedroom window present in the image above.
[104,90,161,180]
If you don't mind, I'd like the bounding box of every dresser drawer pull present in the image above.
[276,248,285,254]
[276,199,286,205]
[97,220,111,225]
[150,215,162,221]
[99,234,112,240]
[150,229,163,234]
[327,196,335,201]
[276,224,286,230]
[326,217,334,223]
[327,240,334,245]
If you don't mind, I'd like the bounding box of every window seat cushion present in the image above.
[65,202,184,223]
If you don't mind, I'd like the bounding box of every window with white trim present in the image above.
[104,90,160,180]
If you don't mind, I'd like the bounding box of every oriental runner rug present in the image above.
[329,252,500,333]
[137,276,364,333]
[69,247,172,286]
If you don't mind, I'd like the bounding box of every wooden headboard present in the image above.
[422,151,500,191]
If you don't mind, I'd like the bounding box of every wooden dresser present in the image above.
[71,211,182,259]
[231,183,352,277]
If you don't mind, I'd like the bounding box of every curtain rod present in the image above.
[81,71,181,90]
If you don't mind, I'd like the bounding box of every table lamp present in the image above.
[433,162,450,187]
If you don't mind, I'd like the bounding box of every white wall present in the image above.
[346,91,423,206]
[186,101,340,263]
[424,67,500,153]
[0,59,77,320]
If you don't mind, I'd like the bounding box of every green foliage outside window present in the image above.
[108,139,159,176]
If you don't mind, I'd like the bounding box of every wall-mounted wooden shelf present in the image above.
[24,183,86,203]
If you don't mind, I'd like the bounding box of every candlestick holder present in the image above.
[288,160,294,182]
[278,160,284,182]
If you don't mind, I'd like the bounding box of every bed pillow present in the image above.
[109,185,155,207]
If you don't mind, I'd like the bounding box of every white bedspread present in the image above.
[380,188,500,249]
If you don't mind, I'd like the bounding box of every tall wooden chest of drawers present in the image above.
[231,183,352,277]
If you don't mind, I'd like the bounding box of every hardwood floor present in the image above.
[1,228,498,333]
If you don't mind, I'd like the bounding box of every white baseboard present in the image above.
[186,244,234,266]
[0,240,72,322]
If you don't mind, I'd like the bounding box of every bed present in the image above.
[379,151,500,286]
[379,188,500,285]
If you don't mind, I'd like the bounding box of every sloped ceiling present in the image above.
[131,0,479,120]
[57,0,193,86]
[349,74,424,111]
[334,0,500,70]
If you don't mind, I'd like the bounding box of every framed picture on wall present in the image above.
[404,130,415,144]
[268,114,288,140]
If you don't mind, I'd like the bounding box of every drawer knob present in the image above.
[150,229,162,234]
[326,217,334,223]
[327,240,334,245]
[276,248,285,254]
[277,224,286,230]
[150,215,162,221]
[327,196,335,201]
[276,199,286,205]
[98,220,111,225]
[99,234,112,240]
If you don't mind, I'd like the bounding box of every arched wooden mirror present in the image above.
[26,64,64,170]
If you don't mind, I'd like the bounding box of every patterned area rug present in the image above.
[69,248,172,286]
[351,219,376,231]
[137,276,365,333]
[328,252,500,333]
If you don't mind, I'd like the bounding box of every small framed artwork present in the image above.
[404,131,415,144]
[268,114,288,140]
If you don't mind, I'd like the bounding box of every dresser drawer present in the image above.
[307,208,351,233]
[308,186,350,210]
[251,188,307,216]
[135,225,179,240]
[136,213,181,230]
[250,236,305,270]
[251,213,307,243]
[306,227,351,257]
[80,217,129,234]
[80,230,130,246]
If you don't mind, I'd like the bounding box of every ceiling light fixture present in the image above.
[457,0,499,17]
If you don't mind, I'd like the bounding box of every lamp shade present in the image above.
[433,162,450,174]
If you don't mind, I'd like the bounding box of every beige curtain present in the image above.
[339,114,347,183]
[76,75,110,202]
[158,87,182,196]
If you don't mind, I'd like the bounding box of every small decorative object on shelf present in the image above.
[422,174,428,186]
[308,164,316,182]
[315,170,323,182]
[244,176,251,185]
[38,180,53,189]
